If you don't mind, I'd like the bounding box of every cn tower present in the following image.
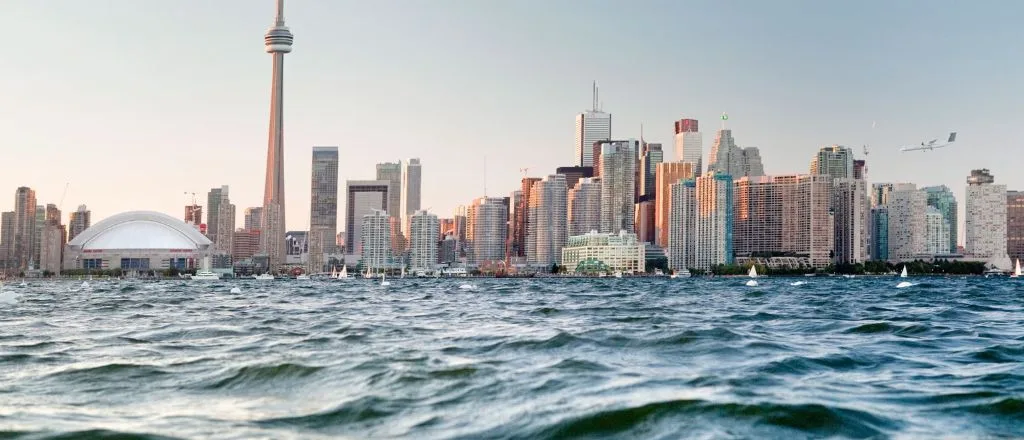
[260,0,293,271]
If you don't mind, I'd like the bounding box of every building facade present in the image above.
[925,207,951,256]
[655,162,697,247]
[376,162,403,220]
[673,118,702,175]
[575,85,612,167]
[599,140,638,234]
[526,175,568,267]
[0,211,13,271]
[833,178,869,264]
[244,207,263,231]
[707,129,743,177]
[69,205,91,242]
[1009,191,1024,263]
[345,180,389,262]
[695,173,734,270]
[639,143,663,198]
[810,145,855,179]
[401,158,422,235]
[562,230,645,274]
[13,187,37,270]
[309,147,339,273]
[409,210,439,272]
[965,169,1009,266]
[360,210,391,270]
[668,179,697,272]
[923,185,957,254]
[741,147,765,177]
[568,178,602,237]
[466,197,508,265]
[512,177,542,257]
[887,184,928,262]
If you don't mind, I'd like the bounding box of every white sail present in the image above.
[1013,259,1021,278]
[900,266,908,278]
[340,265,348,278]
[748,266,758,278]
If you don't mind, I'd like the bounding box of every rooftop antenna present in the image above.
[592,80,599,112]
[640,123,645,147]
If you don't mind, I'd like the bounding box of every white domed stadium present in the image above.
[64,211,212,272]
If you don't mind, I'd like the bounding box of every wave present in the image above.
[0,429,183,439]
[203,362,324,389]
[526,398,897,439]
[255,395,399,428]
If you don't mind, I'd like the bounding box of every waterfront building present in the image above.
[1008,190,1024,262]
[655,162,697,247]
[562,230,645,274]
[345,180,389,262]
[0,212,13,271]
[466,197,508,265]
[668,179,697,272]
[965,169,1010,267]
[526,175,568,267]
[833,178,869,263]
[599,139,638,234]
[923,185,958,254]
[232,228,261,261]
[887,184,927,262]
[871,207,889,261]
[732,174,834,268]
[567,178,602,237]
[64,211,213,271]
[925,207,951,256]
[409,210,439,272]
[695,172,734,270]
[360,210,390,270]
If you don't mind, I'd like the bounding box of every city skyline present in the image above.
[1,1,1023,234]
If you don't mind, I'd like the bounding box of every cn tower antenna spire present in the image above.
[275,0,285,25]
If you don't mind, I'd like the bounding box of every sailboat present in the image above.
[380,272,390,287]
[337,265,350,280]
[745,265,759,287]
[1011,259,1021,279]
[896,265,913,288]
[900,266,908,278]
[400,267,406,279]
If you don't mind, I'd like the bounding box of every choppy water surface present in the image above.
[1,277,1023,439]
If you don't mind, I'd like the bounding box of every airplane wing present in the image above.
[901,145,932,152]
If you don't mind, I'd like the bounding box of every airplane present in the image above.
[900,132,957,152]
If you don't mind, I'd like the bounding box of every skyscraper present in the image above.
[833,178,869,263]
[1008,191,1024,263]
[39,204,65,275]
[556,166,594,192]
[599,140,638,234]
[673,118,702,174]
[923,185,958,254]
[732,176,782,258]
[184,205,202,228]
[345,180,389,262]
[512,177,542,257]
[740,147,765,177]
[260,0,295,271]
[888,184,927,262]
[466,197,508,265]
[68,205,90,242]
[568,178,601,237]
[707,129,743,177]
[360,210,391,270]
[376,162,403,219]
[409,210,439,272]
[213,187,236,265]
[207,186,224,241]
[965,169,1009,265]
[401,158,422,235]
[810,145,855,179]
[13,187,37,271]
[871,206,889,261]
[309,147,339,273]
[526,175,568,267]
[574,82,611,167]
[244,207,263,231]
[695,172,733,270]
[732,175,834,268]
[668,179,697,272]
[639,143,663,197]
[655,162,697,247]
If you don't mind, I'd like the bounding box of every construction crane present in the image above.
[57,183,69,212]
[900,132,957,153]
[184,192,201,224]
[519,168,529,177]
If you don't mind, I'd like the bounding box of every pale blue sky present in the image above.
[1,0,1022,236]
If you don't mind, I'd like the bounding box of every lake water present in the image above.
[1,277,1022,439]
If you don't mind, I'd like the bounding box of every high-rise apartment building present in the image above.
[512,177,542,258]
[409,210,439,272]
[13,187,37,270]
[32,205,44,268]
[208,186,235,258]
[401,158,422,236]
[568,178,602,236]
[555,166,594,192]
[68,205,91,242]
[888,184,927,262]
[244,207,263,231]
[526,175,568,267]
[833,178,869,264]
[635,196,655,244]
[259,0,294,272]
[0,212,14,270]
[360,210,391,270]
[599,140,638,234]
[655,162,697,247]
[1008,191,1024,263]
[965,169,1009,265]
[184,205,202,227]
[639,143,663,197]
[39,204,65,274]
[925,207,951,256]
[309,147,339,273]
[695,172,734,270]
[923,185,957,254]
[574,82,612,167]
[668,179,697,272]
[345,180,389,261]
[376,162,403,219]
[673,118,702,175]
[732,175,834,267]
[872,183,895,208]
[232,228,261,261]
[466,197,508,265]
[853,160,867,180]
[810,145,855,179]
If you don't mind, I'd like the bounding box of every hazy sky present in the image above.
[2,0,1022,239]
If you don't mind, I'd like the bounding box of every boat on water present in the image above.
[900,266,908,278]
[670,269,691,279]
[295,274,310,280]
[746,266,759,287]
[189,257,220,280]
[1011,259,1021,279]
[254,273,275,281]
[613,271,623,278]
